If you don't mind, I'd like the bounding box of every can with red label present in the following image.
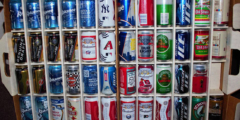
[85,97,99,120]
[120,65,136,95]
[99,31,116,62]
[81,31,97,62]
[138,97,153,120]
[137,0,154,26]
[138,65,154,94]
[68,97,82,120]
[212,29,227,59]
[121,97,136,120]
[214,0,230,25]
[194,29,209,60]
[101,97,117,120]
[193,64,208,93]
[138,31,154,62]
[156,97,171,120]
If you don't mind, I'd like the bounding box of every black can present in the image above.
[64,32,78,62]
[175,64,190,94]
[13,33,27,63]
[209,96,223,120]
[47,32,60,62]
[174,96,188,120]
[30,32,43,62]
[66,65,80,94]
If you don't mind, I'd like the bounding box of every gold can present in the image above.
[64,31,78,62]
[15,66,29,94]
[32,65,46,94]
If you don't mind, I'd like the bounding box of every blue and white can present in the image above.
[83,65,98,94]
[19,96,33,120]
[49,65,63,94]
[62,0,77,28]
[175,30,190,60]
[79,0,95,27]
[35,96,48,120]
[176,0,191,26]
[118,0,135,26]
[44,0,58,28]
[119,31,136,62]
[9,0,24,29]
[26,0,41,29]
[51,97,65,120]
[100,65,116,95]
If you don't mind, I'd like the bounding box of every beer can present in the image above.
[194,29,209,60]
[174,97,188,120]
[44,0,58,28]
[68,97,82,120]
[138,31,154,62]
[64,32,78,62]
[120,65,136,95]
[156,65,172,94]
[175,64,189,94]
[83,65,98,94]
[118,0,135,27]
[47,32,61,62]
[101,97,117,120]
[156,0,173,26]
[175,30,190,60]
[30,32,43,62]
[9,0,24,29]
[32,65,46,94]
[35,96,49,120]
[13,33,27,63]
[119,31,136,62]
[137,0,154,26]
[15,66,30,94]
[212,29,227,59]
[79,0,96,27]
[99,31,116,62]
[156,97,171,120]
[26,0,41,29]
[193,64,207,93]
[100,66,117,95]
[81,32,97,62]
[214,0,230,25]
[62,0,77,28]
[85,97,99,120]
[192,96,206,120]
[98,0,115,27]
[209,96,223,120]
[195,0,210,26]
[176,0,191,26]
[49,65,63,94]
[51,97,65,120]
[138,97,153,120]
[66,65,80,95]
[120,97,136,120]
[156,30,173,60]
[19,96,33,120]
[138,65,154,94]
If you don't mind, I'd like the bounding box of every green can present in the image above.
[156,65,171,94]
[195,0,210,26]
[192,96,206,120]
[156,0,173,25]
[156,30,173,60]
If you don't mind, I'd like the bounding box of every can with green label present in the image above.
[156,65,171,94]
[195,0,210,26]
[156,0,173,25]
[156,30,173,60]
[192,96,206,120]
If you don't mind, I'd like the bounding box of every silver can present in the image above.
[212,29,227,59]
[214,0,230,25]
[138,30,154,62]
[99,31,116,62]
[66,65,80,95]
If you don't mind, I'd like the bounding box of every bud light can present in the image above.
[81,32,97,62]
[100,66,116,95]
[13,33,27,63]
[138,97,153,120]
[118,0,135,27]
[99,31,116,62]
[175,64,189,94]
[35,96,49,120]
[51,97,65,120]
[44,0,58,28]
[16,66,30,94]
[156,97,171,120]
[32,65,46,94]
[64,32,78,62]
[68,97,82,120]
[138,65,154,94]
[30,32,43,62]
[120,65,136,95]
[98,0,115,27]
[62,0,77,28]
[26,0,41,29]
[138,31,154,62]
[47,32,61,62]
[85,97,99,120]
[79,0,96,27]
[49,65,63,94]
[175,30,190,60]
[119,31,136,62]
[19,96,33,120]
[176,0,191,26]
[101,97,117,120]
[9,0,24,29]
[138,0,154,26]
[83,65,98,94]
[174,97,188,120]
[120,97,136,120]
[66,65,80,95]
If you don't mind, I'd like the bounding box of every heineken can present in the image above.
[194,29,209,60]
[68,97,82,120]
[66,65,80,95]
[32,65,46,94]
[13,33,27,63]
[19,96,33,120]
[192,96,206,120]
[209,96,223,120]
[156,30,173,60]
[30,32,43,62]
[15,66,30,94]
[138,65,154,94]
[156,0,173,26]
[174,97,188,120]
[156,97,171,120]
[138,31,154,62]
[156,65,172,94]
[138,97,153,120]
[214,0,230,25]
[195,0,210,26]
[64,31,78,62]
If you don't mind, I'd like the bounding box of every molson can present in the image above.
[79,0,96,27]
[32,65,46,94]
[192,96,206,120]
[156,65,172,94]
[175,64,189,94]
[13,33,27,63]
[119,31,136,62]
[85,97,99,120]
[19,96,33,120]
[9,0,24,29]
[99,31,116,62]
[174,97,188,120]
[47,32,61,62]
[81,31,97,62]
[120,65,136,95]
[118,0,135,27]
[138,65,154,94]
[212,29,227,59]
[98,0,115,27]
[194,29,209,60]
[101,97,117,120]
[137,0,154,26]
[193,64,207,93]
[66,65,80,95]
[175,30,190,60]
[138,97,153,120]
[157,30,173,60]
[68,97,82,120]
[64,32,78,62]
[62,0,77,28]
[30,32,43,62]
[156,97,171,120]
[26,0,41,29]
[209,96,223,120]
[138,31,154,62]
[51,97,65,120]
[120,97,136,120]
[15,66,30,94]
[83,65,98,94]
[214,0,230,25]
[49,65,63,94]
[35,96,49,120]
[44,0,58,29]
[156,0,173,26]
[195,0,210,26]
[100,66,116,95]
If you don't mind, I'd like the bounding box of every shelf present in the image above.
[211,59,227,63]
[138,93,154,96]
[50,93,64,96]
[156,26,173,29]
[213,25,229,29]
[175,60,191,64]
[192,93,207,96]
[83,93,98,97]
[138,27,155,30]
[62,28,78,31]
[210,89,224,96]
[15,63,28,66]
[138,61,155,64]
[119,27,136,30]
[64,61,79,65]
[81,61,97,64]
[66,93,81,97]
[33,93,48,96]
[193,60,209,63]
[156,60,173,64]
[155,93,172,96]
[100,93,117,97]
[174,93,190,96]
[28,29,42,32]
[119,61,137,64]
[47,62,62,65]
[44,29,60,32]
[194,26,211,29]
[11,29,24,32]
[120,93,137,97]
[98,28,115,31]
[175,26,192,29]
[99,61,116,65]
[31,62,44,65]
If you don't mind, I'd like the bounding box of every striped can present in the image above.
[195,0,210,26]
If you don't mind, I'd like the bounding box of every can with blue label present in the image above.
[26,0,41,29]
[49,65,63,94]
[35,96,49,120]
[175,30,190,60]
[100,65,116,95]
[118,0,135,27]
[19,96,33,120]
[79,0,95,27]
[62,0,77,28]
[119,31,136,62]
[176,0,191,26]
[9,0,24,29]
[51,97,65,120]
[83,65,98,94]
[44,0,58,28]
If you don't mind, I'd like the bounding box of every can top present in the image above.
[35,96,47,101]
[210,96,223,100]
[82,31,96,36]
[194,64,206,70]
[83,64,97,67]
[13,33,24,36]
[100,31,114,34]
[19,96,31,99]
[121,97,136,102]
[84,97,98,101]
[30,32,41,35]
[47,32,59,34]
[157,0,172,4]
[66,65,79,70]
[120,64,135,68]
[138,97,153,101]
[16,66,27,69]
[120,31,135,34]
[101,65,115,67]
[195,29,209,32]
[68,97,81,101]
[139,30,154,34]
[193,96,206,98]
[157,65,171,68]
[33,65,44,68]
[157,30,172,33]
[64,31,77,34]
[176,30,189,33]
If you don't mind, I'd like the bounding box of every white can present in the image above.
[121,97,136,120]
[81,32,97,62]
[101,97,117,120]
[156,97,171,120]
[51,97,65,120]
[138,97,153,120]
[212,29,227,59]
[214,0,230,25]
[99,31,116,62]
[98,0,115,27]
[68,97,82,120]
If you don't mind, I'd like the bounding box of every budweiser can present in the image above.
[193,64,208,93]
[212,29,227,59]
[138,97,153,120]
[85,97,99,120]
[194,29,209,60]
[156,97,171,120]
[137,0,154,26]
[68,97,82,120]
[138,31,154,62]
[138,65,154,94]
[121,97,136,120]
[98,0,115,27]
[120,65,136,95]
[81,31,97,62]
[214,0,230,25]
[99,31,116,62]
[101,97,117,120]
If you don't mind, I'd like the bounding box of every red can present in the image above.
[156,97,171,120]
[192,64,208,93]
[121,97,136,120]
[138,0,154,26]
[101,97,117,120]
[138,65,154,94]
[194,29,209,60]
[120,65,136,95]
[85,97,99,120]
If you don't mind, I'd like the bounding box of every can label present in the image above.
[138,33,154,61]
[51,98,65,120]
[99,32,116,62]
[13,34,27,63]
[138,66,154,94]
[195,0,210,25]
[119,32,136,62]
[157,1,173,25]
[118,0,135,26]
[194,30,209,60]
[81,34,97,61]
[44,1,58,28]
[102,97,117,120]
[214,0,230,24]
[175,65,189,94]
[62,1,77,28]
[26,2,41,28]
[193,65,207,93]
[174,97,188,120]
[212,30,227,58]
[80,0,96,27]
[157,31,172,60]
[9,2,24,29]
[83,65,98,94]
[85,97,99,120]
[15,67,30,94]
[30,34,43,62]
[36,97,48,120]
[48,33,61,62]
[138,99,153,120]
[100,66,117,94]
[19,96,33,120]
[121,100,135,120]
[120,66,136,95]
[98,0,115,27]
[64,33,78,62]
[156,66,172,94]
[68,98,81,120]
[138,0,154,26]
[156,97,171,120]
[192,99,206,120]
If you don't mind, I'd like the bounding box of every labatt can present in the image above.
[30,32,43,62]
[175,30,190,60]
[192,96,206,120]
[51,97,65,120]
[214,0,230,25]
[44,0,58,28]
[209,96,223,120]
[85,97,99,120]
[175,64,189,94]
[19,96,33,120]
[101,97,117,120]
[83,65,98,94]
[194,29,209,60]
[81,32,97,62]
[26,0,41,29]
[118,0,135,26]
[138,97,153,120]
[120,97,136,120]
[79,0,95,27]
[156,0,173,26]
[47,32,61,62]
[120,65,136,95]
[62,0,77,28]
[66,65,80,95]
[138,65,154,94]
[9,0,24,29]
[119,31,136,62]
[32,65,46,94]
[68,97,82,120]
[156,97,171,120]
[13,33,27,63]
[138,31,154,62]
[16,66,30,94]
[176,0,191,26]
[174,97,188,120]
[100,66,117,95]
[137,0,154,26]
[212,29,227,59]
[156,65,172,94]
[99,31,116,62]
[195,0,210,26]
[49,65,63,94]
[35,96,49,120]
[98,0,115,27]
[157,30,173,60]
[64,32,78,62]
[193,64,207,93]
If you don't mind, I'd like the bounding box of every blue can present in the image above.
[62,0,77,28]
[100,66,116,95]
[9,0,24,29]
[176,0,191,25]
[175,30,190,60]
[49,65,63,94]
[26,0,41,29]
[83,65,98,94]
[19,96,33,120]
[35,96,49,120]
[79,0,95,27]
[118,0,135,26]
[119,31,136,62]
[44,0,58,28]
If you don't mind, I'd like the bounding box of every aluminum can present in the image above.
[62,0,77,28]
[32,65,46,94]
[64,32,78,62]
[214,0,230,25]
[30,32,43,62]
[156,65,172,94]
[66,65,80,95]
[13,33,27,63]
[79,0,95,27]
[99,31,116,62]
[35,96,49,120]
[119,31,136,62]
[68,97,82,120]
[51,97,65,120]
[49,65,63,94]
[209,96,223,120]
[81,32,97,62]
[174,97,188,120]
[194,29,209,60]
[47,32,61,62]
[193,64,207,93]
[98,0,115,27]
[192,96,206,120]
[85,97,99,120]
[175,64,189,94]
[100,66,117,95]
[120,97,136,120]
[83,65,98,94]
[176,0,191,26]
[156,0,173,26]
[156,97,171,120]
[138,65,154,94]
[175,30,190,60]
[157,30,172,60]
[212,29,227,59]
[138,31,154,62]
[9,0,24,29]
[138,97,153,120]
[120,65,136,95]
[44,0,58,28]
[101,97,117,120]
[26,0,41,29]
[137,0,154,26]
[118,0,135,26]
[195,0,210,26]
[19,96,33,120]
[15,66,30,94]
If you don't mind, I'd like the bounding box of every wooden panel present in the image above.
[4,0,11,33]
[13,95,21,120]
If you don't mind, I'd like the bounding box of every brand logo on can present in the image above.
[158,70,171,86]
[157,35,169,53]
[193,101,206,119]
[177,35,185,58]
